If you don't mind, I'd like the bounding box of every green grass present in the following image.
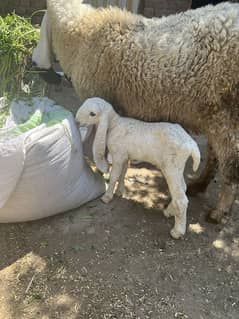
[0,14,43,97]
[0,13,45,127]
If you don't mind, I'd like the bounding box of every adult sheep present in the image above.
[32,0,239,223]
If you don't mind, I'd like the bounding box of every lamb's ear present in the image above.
[93,112,110,173]
[82,125,95,162]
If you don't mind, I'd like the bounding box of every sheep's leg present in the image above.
[115,161,128,197]
[207,130,239,223]
[187,146,217,196]
[101,159,125,204]
[208,182,237,224]
[163,172,189,239]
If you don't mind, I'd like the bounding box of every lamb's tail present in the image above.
[190,142,201,172]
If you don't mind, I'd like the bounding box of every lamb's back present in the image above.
[107,119,194,163]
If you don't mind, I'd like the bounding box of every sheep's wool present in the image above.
[83,0,140,13]
[33,0,239,223]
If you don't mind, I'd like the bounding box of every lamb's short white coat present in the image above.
[76,97,201,239]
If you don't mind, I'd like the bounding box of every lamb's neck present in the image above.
[108,110,121,132]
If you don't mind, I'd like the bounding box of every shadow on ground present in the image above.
[0,85,238,319]
[0,164,238,319]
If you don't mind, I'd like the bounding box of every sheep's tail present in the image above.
[190,142,201,172]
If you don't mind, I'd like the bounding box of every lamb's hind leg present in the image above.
[163,172,189,239]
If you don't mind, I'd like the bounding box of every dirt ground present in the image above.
[0,86,238,319]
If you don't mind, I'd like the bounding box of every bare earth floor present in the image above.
[0,86,238,319]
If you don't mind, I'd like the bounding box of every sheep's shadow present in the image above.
[0,184,238,318]
[0,142,238,318]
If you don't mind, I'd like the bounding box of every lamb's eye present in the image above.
[90,112,96,117]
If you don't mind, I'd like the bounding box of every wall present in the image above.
[0,0,46,23]
[84,0,141,13]
[143,0,191,17]
[0,0,192,19]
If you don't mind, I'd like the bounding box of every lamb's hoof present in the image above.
[101,194,113,204]
[97,160,109,174]
[99,165,109,174]
[170,228,184,240]
[206,209,229,225]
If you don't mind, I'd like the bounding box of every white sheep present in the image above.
[32,1,239,224]
[75,97,201,239]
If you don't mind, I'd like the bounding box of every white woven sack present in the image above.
[0,97,105,222]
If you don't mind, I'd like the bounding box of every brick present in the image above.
[15,6,27,14]
[144,7,154,17]
[20,0,30,6]
[30,0,46,9]
[0,0,193,18]
[144,0,191,17]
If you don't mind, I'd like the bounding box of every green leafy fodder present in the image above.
[0,13,39,99]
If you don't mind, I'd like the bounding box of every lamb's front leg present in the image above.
[115,161,128,197]
[101,158,126,204]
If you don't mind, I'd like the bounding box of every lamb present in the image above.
[32,0,239,223]
[75,97,201,239]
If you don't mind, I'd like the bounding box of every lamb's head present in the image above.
[76,98,103,126]
[76,97,113,174]
[75,97,113,126]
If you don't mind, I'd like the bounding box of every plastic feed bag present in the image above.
[0,97,105,222]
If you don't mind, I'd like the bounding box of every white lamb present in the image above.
[76,97,201,239]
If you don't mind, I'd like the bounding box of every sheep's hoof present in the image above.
[170,228,184,240]
[101,194,113,204]
[206,209,229,225]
